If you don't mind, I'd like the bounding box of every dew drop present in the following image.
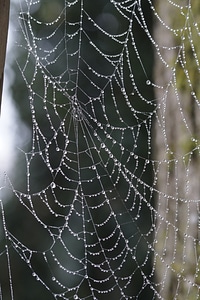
[146,80,151,85]
[51,182,56,189]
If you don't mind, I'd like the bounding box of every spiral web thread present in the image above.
[1,0,200,299]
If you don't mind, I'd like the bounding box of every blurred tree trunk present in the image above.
[154,1,200,299]
[0,0,10,107]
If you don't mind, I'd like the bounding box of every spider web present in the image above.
[0,0,200,299]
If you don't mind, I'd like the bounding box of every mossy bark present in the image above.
[153,1,200,299]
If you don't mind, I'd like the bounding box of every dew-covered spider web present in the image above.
[1,0,200,299]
